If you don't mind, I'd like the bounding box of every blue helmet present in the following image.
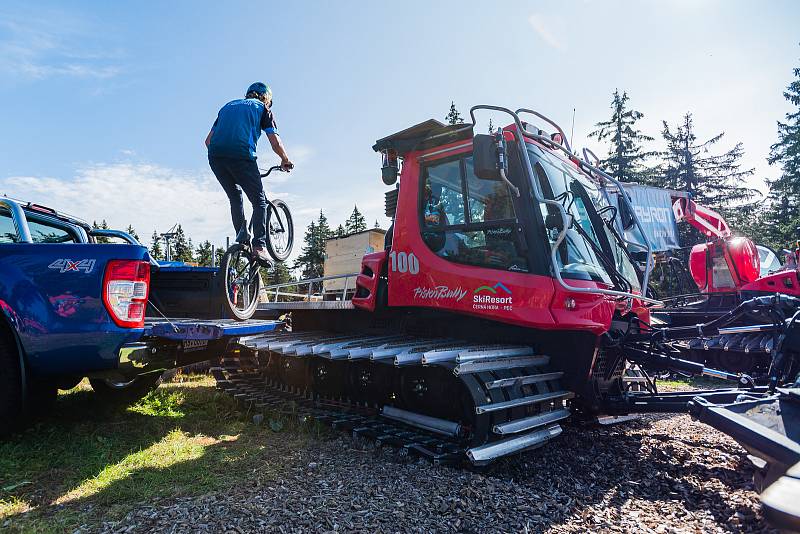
[246,82,271,98]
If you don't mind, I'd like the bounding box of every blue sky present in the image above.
[1,0,798,259]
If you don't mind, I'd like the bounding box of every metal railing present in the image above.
[261,272,360,303]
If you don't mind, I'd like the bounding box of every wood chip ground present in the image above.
[96,413,774,534]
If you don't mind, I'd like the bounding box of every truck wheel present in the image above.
[89,374,162,405]
[0,333,23,437]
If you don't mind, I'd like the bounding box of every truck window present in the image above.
[0,210,18,243]
[28,218,77,243]
[420,156,528,272]
[0,209,77,244]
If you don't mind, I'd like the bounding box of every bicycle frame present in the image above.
[244,165,288,236]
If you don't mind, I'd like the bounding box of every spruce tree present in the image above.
[294,211,333,279]
[295,219,318,278]
[262,262,296,302]
[195,240,214,266]
[374,220,381,229]
[92,220,110,244]
[588,90,654,183]
[125,225,139,242]
[335,224,346,238]
[214,246,225,268]
[172,224,194,263]
[317,211,332,242]
[763,53,800,249]
[445,101,463,125]
[659,113,759,240]
[150,230,164,260]
[345,206,367,234]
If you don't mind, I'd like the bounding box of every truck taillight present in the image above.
[103,260,150,328]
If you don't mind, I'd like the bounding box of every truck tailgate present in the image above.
[144,318,281,340]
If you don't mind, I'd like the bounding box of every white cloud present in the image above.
[528,14,564,50]
[0,12,122,81]
[1,159,349,267]
[3,162,231,247]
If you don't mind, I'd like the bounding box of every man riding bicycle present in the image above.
[206,82,293,263]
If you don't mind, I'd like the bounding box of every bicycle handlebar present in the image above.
[260,164,292,178]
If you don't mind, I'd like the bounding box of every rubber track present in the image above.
[212,331,572,465]
[211,360,466,465]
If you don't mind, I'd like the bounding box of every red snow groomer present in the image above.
[652,196,800,375]
[209,106,798,529]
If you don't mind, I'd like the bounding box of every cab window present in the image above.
[29,218,76,243]
[0,209,77,244]
[0,210,18,243]
[420,155,528,272]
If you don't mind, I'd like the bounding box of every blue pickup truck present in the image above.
[0,197,278,435]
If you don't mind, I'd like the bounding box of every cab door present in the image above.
[387,148,558,330]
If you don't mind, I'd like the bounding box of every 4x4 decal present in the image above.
[48,259,96,273]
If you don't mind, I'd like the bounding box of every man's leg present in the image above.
[233,159,268,250]
[209,157,248,241]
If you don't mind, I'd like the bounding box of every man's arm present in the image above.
[267,133,293,170]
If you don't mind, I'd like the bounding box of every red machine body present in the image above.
[354,125,649,335]
[675,197,800,296]
[688,237,760,292]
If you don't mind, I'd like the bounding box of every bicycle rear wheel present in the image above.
[266,199,294,262]
[219,244,262,320]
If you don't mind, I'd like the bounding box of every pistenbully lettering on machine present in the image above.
[413,286,468,301]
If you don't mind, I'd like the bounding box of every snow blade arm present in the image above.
[672,197,731,239]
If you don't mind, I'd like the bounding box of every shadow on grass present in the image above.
[0,379,317,533]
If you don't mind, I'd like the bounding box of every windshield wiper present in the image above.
[568,216,632,293]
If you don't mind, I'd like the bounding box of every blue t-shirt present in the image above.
[208,98,278,160]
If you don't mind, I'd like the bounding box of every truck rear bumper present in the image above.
[100,319,283,380]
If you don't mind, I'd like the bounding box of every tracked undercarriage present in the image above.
[214,326,578,465]
[652,293,777,376]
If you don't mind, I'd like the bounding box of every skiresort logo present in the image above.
[473,282,512,307]
[473,282,512,295]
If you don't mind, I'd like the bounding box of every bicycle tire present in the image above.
[265,199,294,262]
[219,244,262,320]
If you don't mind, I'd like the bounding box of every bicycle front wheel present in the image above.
[219,244,262,320]
[266,199,294,262]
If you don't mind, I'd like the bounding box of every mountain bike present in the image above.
[219,165,294,320]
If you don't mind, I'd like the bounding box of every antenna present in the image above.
[159,222,179,262]
[570,108,576,148]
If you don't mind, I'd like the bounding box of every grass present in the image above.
[0,375,318,533]
[654,374,729,391]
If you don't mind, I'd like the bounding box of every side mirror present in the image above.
[382,166,398,186]
[381,149,399,185]
[619,197,636,231]
[473,134,503,181]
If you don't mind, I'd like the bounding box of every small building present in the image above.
[323,228,386,298]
